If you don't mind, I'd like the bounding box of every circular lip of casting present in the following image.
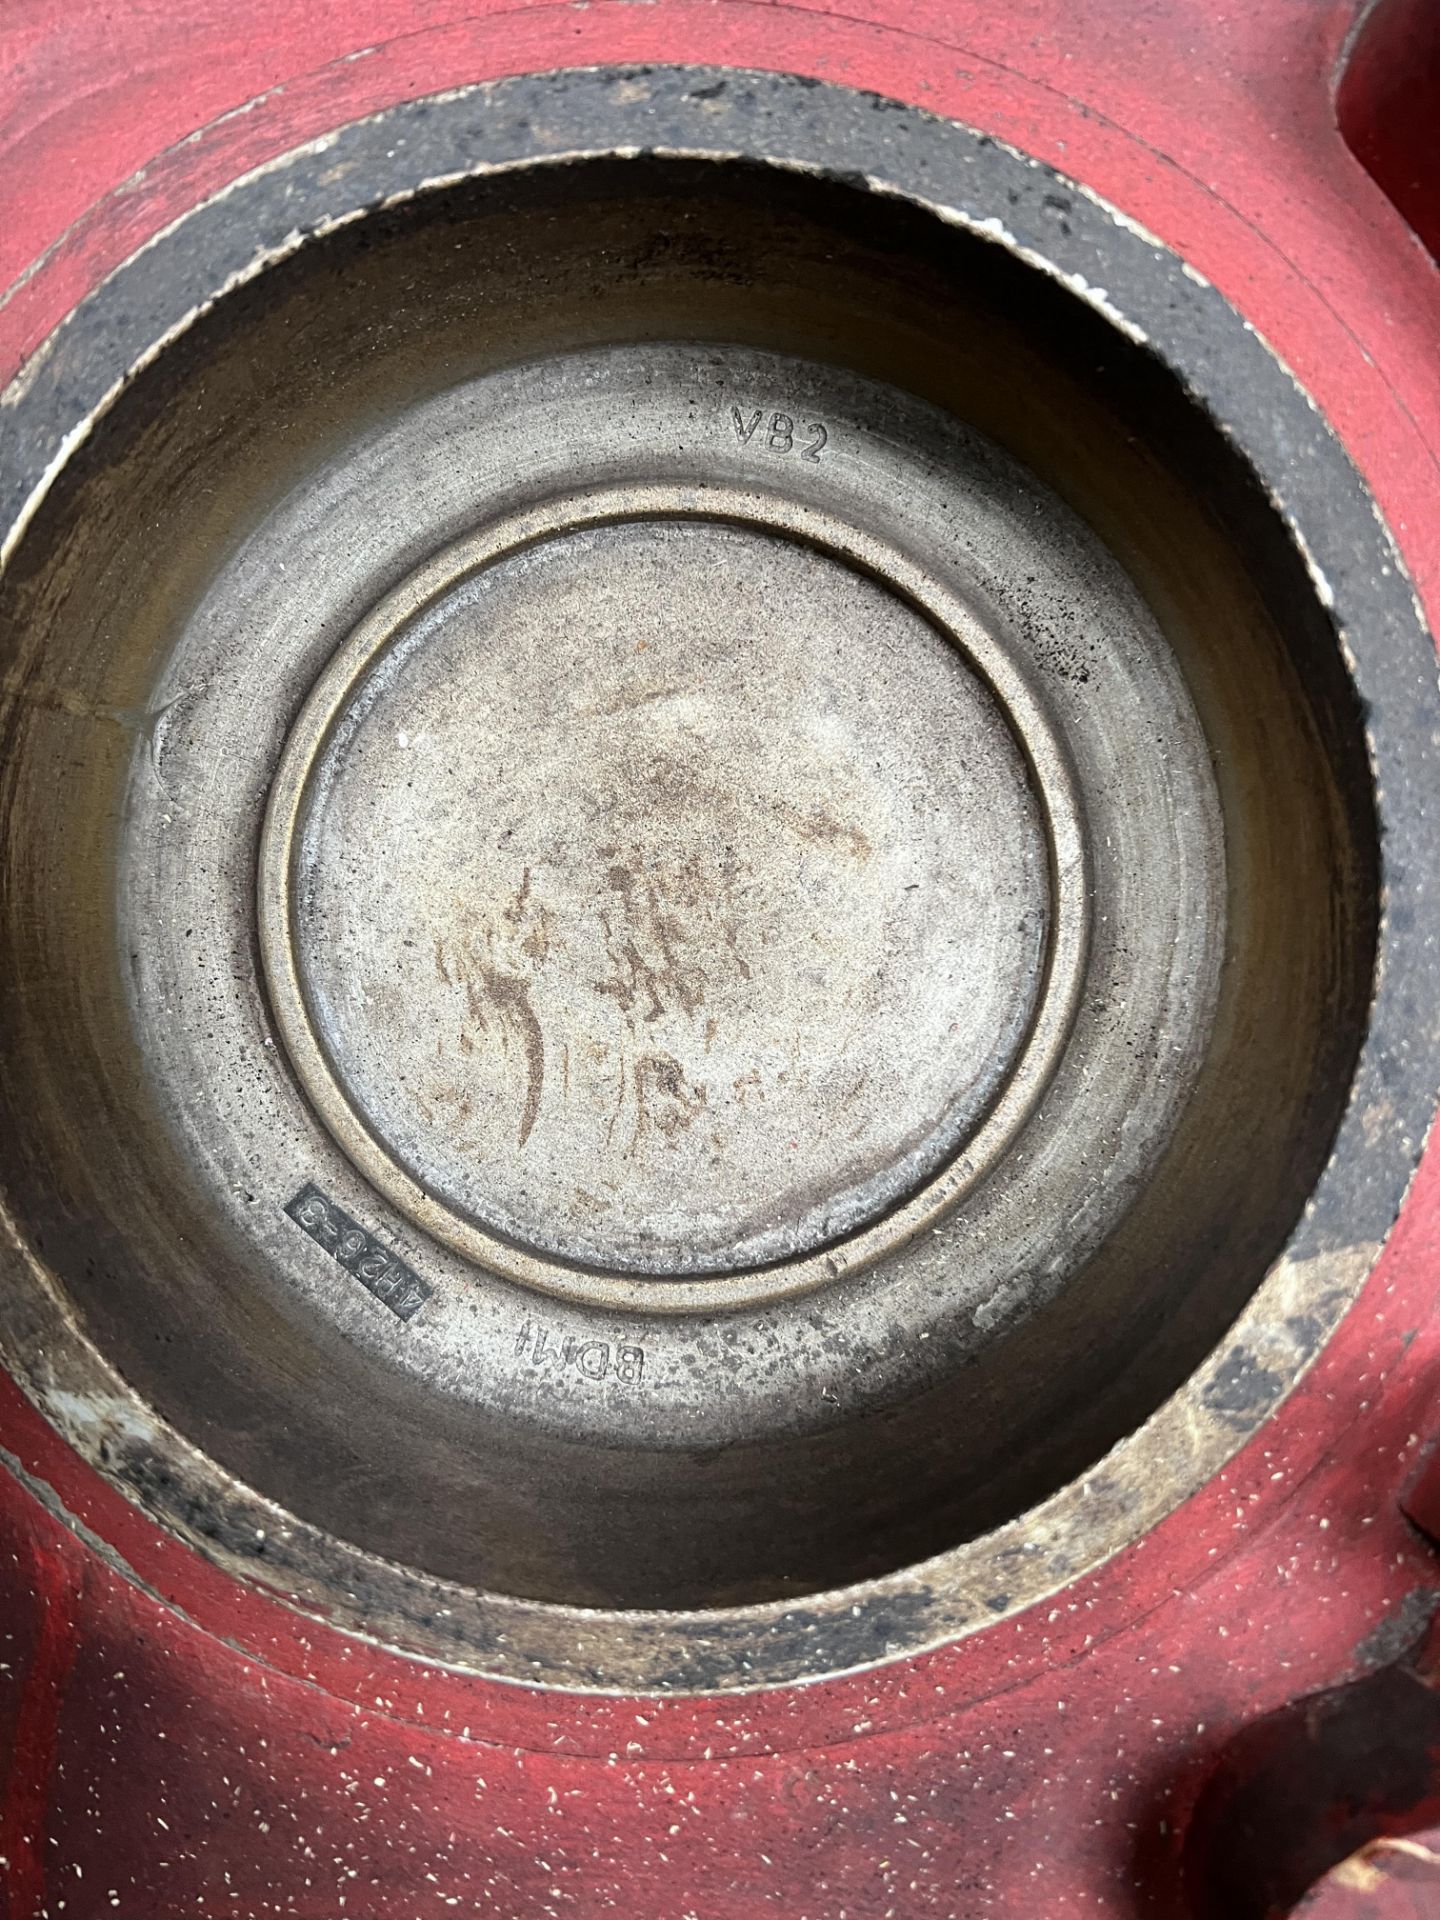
[0,65,1434,1696]
[257,480,1090,1314]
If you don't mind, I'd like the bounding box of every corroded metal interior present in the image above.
[0,101,1392,1683]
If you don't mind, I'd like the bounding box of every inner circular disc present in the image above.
[288,515,1050,1274]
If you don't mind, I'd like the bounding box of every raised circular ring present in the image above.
[258,482,1089,1312]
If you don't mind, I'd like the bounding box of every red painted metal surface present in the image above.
[1337,0,1440,265]
[2,3,1439,1914]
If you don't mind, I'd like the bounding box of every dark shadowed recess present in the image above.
[0,144,1379,1611]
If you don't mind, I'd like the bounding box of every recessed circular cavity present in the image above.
[0,69,1431,1694]
[260,489,1083,1306]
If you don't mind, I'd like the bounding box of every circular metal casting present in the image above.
[0,67,1434,1693]
[120,333,1209,1449]
[259,475,1088,1307]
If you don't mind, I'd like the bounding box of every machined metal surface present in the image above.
[257,455,1085,1302]
[0,67,1433,1695]
[101,333,1220,1467]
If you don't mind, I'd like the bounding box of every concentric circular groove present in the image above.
[259,483,1089,1311]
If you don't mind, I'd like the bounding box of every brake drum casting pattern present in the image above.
[0,41,1437,1755]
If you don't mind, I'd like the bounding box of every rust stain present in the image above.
[594,863,709,1021]
[479,867,553,965]
[587,680,686,718]
[632,1051,708,1149]
[770,795,872,863]
[481,966,545,1148]
[503,866,533,926]
[440,922,547,1146]
[732,1066,763,1106]
[723,920,752,982]
[461,968,489,1033]
[520,911,551,963]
